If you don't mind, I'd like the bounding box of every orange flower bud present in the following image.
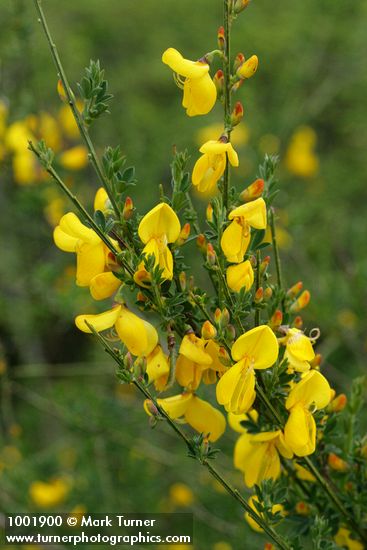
[254,287,263,303]
[206,203,214,222]
[179,271,187,292]
[213,70,224,95]
[234,0,251,13]
[295,501,310,516]
[196,233,207,253]
[218,346,231,366]
[233,53,245,72]
[240,178,265,203]
[217,26,225,50]
[290,290,311,313]
[123,197,134,220]
[136,291,148,303]
[230,101,244,127]
[264,287,273,300]
[202,320,217,340]
[328,453,349,472]
[287,281,303,297]
[293,316,303,329]
[214,308,222,325]
[328,393,347,413]
[176,223,191,246]
[206,243,216,265]
[260,255,271,276]
[269,309,283,330]
[57,79,68,103]
[237,55,258,79]
[264,544,274,550]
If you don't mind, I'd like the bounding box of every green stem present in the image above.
[33,0,120,220]
[222,0,233,211]
[269,207,283,297]
[255,249,261,326]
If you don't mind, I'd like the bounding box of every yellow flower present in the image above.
[221,198,267,263]
[162,48,217,116]
[169,483,195,507]
[59,145,88,171]
[294,463,316,482]
[58,101,83,139]
[334,527,364,550]
[216,325,278,414]
[284,370,331,456]
[192,139,239,194]
[226,260,254,292]
[235,425,292,488]
[75,304,158,357]
[146,392,226,442]
[280,328,315,372]
[285,126,319,178]
[245,495,284,533]
[135,203,181,284]
[94,187,110,212]
[53,212,113,288]
[146,345,170,391]
[12,151,40,185]
[176,333,213,390]
[29,478,70,508]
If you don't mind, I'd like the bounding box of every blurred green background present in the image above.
[1,0,366,548]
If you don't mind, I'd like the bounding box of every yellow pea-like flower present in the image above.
[75,304,158,357]
[235,428,292,488]
[216,325,278,414]
[279,328,315,372]
[162,48,217,117]
[59,145,88,171]
[284,370,331,456]
[226,260,254,292]
[334,528,364,550]
[237,55,258,80]
[146,345,170,391]
[29,478,70,508]
[135,203,181,284]
[147,392,226,442]
[192,139,239,194]
[221,197,267,263]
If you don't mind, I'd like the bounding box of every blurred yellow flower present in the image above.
[58,101,83,139]
[334,527,363,550]
[29,478,70,508]
[294,463,316,482]
[59,145,88,171]
[162,48,217,116]
[169,482,195,507]
[285,126,319,178]
[213,543,232,550]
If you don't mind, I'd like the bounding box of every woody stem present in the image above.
[222,0,233,211]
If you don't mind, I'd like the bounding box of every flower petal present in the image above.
[185,395,226,442]
[138,203,181,244]
[229,198,267,229]
[162,48,209,79]
[115,307,158,357]
[157,392,193,419]
[89,271,121,300]
[285,370,331,410]
[75,241,106,287]
[75,305,122,333]
[284,404,316,456]
[231,325,279,368]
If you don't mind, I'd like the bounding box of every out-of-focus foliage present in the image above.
[0,1,366,548]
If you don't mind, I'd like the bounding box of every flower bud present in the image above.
[196,233,207,253]
[295,501,310,516]
[240,178,265,202]
[179,271,187,292]
[234,0,251,13]
[254,287,263,303]
[218,346,231,366]
[287,281,303,297]
[290,290,311,312]
[225,324,236,343]
[206,243,216,265]
[144,399,159,417]
[176,222,190,246]
[269,309,283,330]
[206,203,214,223]
[233,53,245,72]
[188,275,195,290]
[201,320,217,340]
[249,254,257,267]
[260,255,271,276]
[213,70,224,95]
[230,101,244,127]
[214,308,222,325]
[136,291,148,304]
[237,55,258,79]
[293,316,303,329]
[123,197,134,220]
[264,287,273,300]
[328,453,349,472]
[328,393,347,413]
[123,352,134,370]
[264,544,274,550]
[217,26,225,50]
